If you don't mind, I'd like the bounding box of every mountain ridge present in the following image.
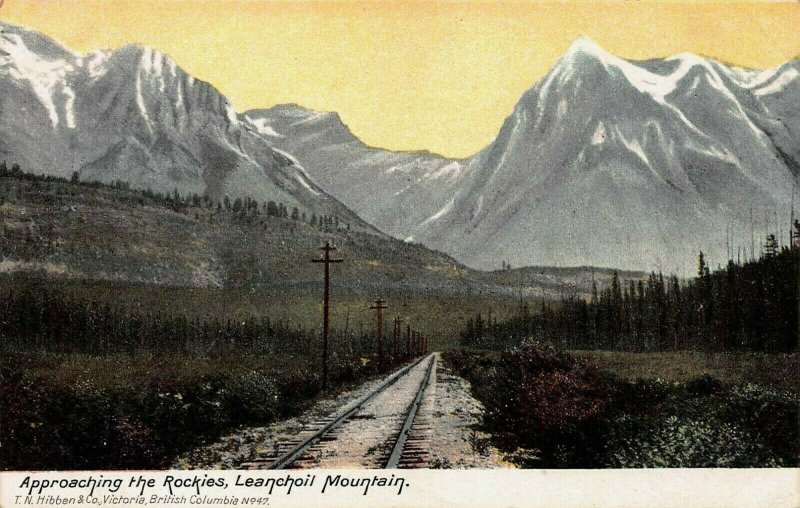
[243,102,469,241]
[252,37,800,273]
[246,103,461,161]
[2,23,798,273]
[0,20,376,233]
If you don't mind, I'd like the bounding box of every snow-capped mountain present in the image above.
[244,105,468,239]
[253,37,800,272]
[0,21,369,228]
[3,22,796,273]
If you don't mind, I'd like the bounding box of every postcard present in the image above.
[0,1,797,506]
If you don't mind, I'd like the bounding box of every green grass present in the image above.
[4,350,317,390]
[572,350,799,395]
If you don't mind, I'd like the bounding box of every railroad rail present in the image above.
[385,356,435,468]
[243,353,436,470]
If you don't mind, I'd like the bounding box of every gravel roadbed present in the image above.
[174,354,511,469]
[428,356,511,469]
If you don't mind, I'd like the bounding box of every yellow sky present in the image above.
[2,1,799,157]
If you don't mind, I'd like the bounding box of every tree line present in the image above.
[461,241,798,353]
[0,286,386,357]
[0,161,350,232]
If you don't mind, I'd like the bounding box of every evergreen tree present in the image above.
[232,197,243,213]
[459,248,797,354]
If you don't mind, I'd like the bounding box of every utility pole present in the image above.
[750,207,755,261]
[393,316,402,364]
[791,184,796,248]
[405,324,411,359]
[370,298,388,371]
[311,241,343,392]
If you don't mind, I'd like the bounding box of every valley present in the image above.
[0,169,638,343]
[0,17,797,475]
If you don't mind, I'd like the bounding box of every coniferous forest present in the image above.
[461,244,799,353]
[0,286,387,358]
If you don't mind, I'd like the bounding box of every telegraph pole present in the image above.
[393,316,402,364]
[370,298,388,371]
[312,241,343,392]
[405,324,411,359]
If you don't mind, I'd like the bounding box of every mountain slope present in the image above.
[0,21,371,230]
[244,104,468,240]
[419,38,799,272]
[0,170,639,299]
[254,38,799,273]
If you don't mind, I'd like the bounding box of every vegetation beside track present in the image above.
[0,348,388,470]
[444,344,798,468]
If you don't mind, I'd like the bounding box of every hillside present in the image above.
[0,168,454,292]
[0,168,642,297]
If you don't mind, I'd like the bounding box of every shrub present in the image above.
[723,383,798,464]
[229,371,280,422]
[481,342,614,466]
[686,374,725,396]
[443,347,798,468]
[608,415,783,468]
[0,354,375,470]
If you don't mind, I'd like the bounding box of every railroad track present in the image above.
[242,353,437,469]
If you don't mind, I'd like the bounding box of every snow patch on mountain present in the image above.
[755,67,800,97]
[427,161,463,180]
[421,198,455,227]
[248,118,285,138]
[251,36,800,272]
[0,20,372,231]
[591,122,606,145]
